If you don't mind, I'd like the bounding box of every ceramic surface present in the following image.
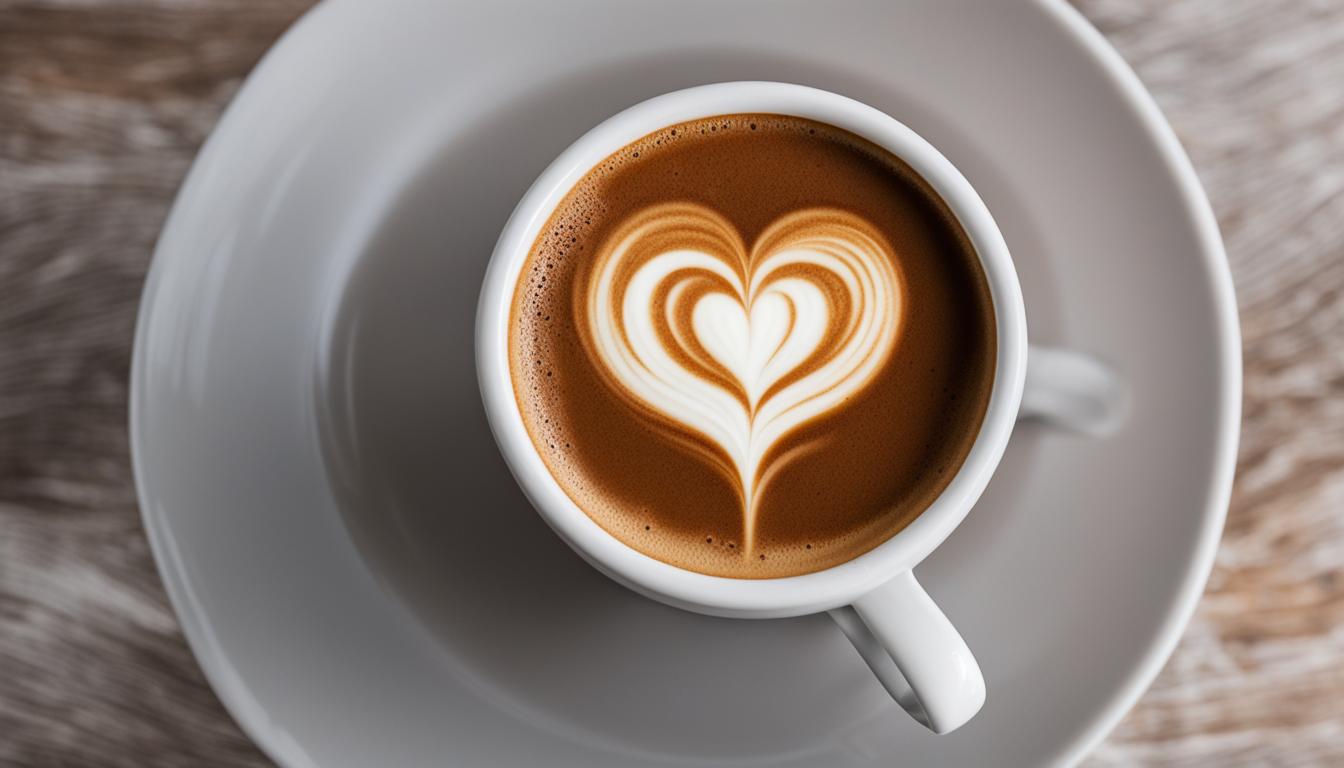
[130,0,1238,765]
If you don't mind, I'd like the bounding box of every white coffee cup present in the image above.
[476,82,1124,734]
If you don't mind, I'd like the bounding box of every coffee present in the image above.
[509,114,995,578]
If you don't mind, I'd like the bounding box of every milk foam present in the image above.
[585,203,902,550]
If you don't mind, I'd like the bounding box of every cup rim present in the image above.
[476,81,1027,618]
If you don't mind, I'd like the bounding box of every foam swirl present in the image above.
[583,203,903,551]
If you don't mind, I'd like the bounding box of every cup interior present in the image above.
[476,81,1027,618]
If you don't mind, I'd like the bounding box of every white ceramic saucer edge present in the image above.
[1033,3,1239,765]
[129,5,342,768]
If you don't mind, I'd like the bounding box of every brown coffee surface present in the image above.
[509,114,995,578]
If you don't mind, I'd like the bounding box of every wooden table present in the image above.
[2,1,1341,764]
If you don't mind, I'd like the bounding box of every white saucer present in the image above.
[130,0,1239,765]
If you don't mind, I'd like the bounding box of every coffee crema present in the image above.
[509,114,995,578]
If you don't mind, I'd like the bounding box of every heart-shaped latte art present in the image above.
[583,203,903,550]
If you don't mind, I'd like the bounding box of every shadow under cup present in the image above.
[317,119,894,760]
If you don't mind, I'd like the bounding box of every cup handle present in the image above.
[828,571,985,734]
[827,346,1126,733]
[1019,344,1129,436]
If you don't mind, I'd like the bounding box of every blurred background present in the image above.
[1,0,1341,765]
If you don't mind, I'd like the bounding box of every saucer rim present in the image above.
[129,1,1241,766]
[1034,3,1239,765]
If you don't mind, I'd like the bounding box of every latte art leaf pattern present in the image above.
[583,203,904,551]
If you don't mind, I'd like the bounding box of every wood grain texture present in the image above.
[1076,1,1344,765]
[0,0,1340,765]
[0,3,310,765]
